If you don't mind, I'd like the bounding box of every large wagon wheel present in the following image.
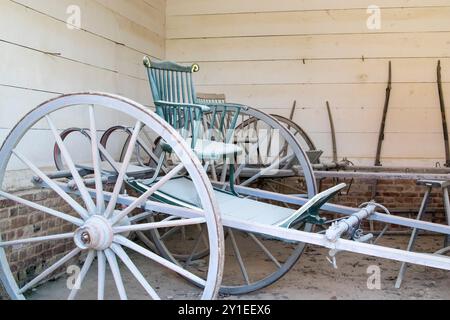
[139,105,318,295]
[0,92,224,300]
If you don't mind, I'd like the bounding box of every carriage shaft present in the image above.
[229,184,450,235]
[222,217,450,271]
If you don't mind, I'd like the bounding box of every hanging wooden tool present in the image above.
[374,61,392,166]
[437,60,450,167]
[289,100,297,121]
[326,101,338,163]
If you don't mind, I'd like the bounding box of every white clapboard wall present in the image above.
[166,0,450,166]
[0,0,165,190]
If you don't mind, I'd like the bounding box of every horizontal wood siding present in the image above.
[166,0,450,166]
[0,0,165,189]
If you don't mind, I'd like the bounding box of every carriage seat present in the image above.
[161,138,243,161]
[133,177,345,228]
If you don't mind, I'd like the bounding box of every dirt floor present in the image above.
[229,235,450,300]
[26,234,450,300]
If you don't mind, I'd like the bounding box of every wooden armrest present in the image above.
[154,100,210,112]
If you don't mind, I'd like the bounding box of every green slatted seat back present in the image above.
[143,56,203,146]
[144,56,199,105]
[143,57,241,147]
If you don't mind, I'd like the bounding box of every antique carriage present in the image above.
[0,57,449,300]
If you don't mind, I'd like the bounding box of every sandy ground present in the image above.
[27,234,450,300]
[229,236,450,300]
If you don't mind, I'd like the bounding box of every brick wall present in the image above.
[323,178,445,220]
[271,177,447,227]
[0,188,81,299]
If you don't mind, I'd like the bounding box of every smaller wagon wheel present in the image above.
[99,125,163,168]
[270,114,317,153]
[0,92,224,300]
[53,128,92,171]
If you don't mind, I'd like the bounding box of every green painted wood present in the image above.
[133,177,343,228]
[144,57,198,73]
[144,56,245,162]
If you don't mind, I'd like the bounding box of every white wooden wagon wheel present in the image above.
[0,92,224,300]
[137,105,319,295]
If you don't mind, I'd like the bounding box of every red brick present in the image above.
[11,216,28,229]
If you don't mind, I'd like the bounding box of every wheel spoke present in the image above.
[266,128,274,161]
[19,248,81,294]
[248,233,281,268]
[255,126,267,165]
[136,231,158,252]
[113,217,206,234]
[160,225,182,241]
[111,243,160,300]
[46,115,97,215]
[279,140,289,158]
[114,235,207,286]
[128,211,155,223]
[97,250,106,300]
[136,135,167,173]
[282,153,296,170]
[241,154,294,187]
[104,248,127,300]
[234,163,247,181]
[105,121,142,218]
[13,150,90,220]
[185,227,206,267]
[111,163,184,225]
[97,143,122,174]
[68,250,96,300]
[88,106,105,214]
[0,233,74,248]
[228,229,250,285]
[210,161,218,181]
[197,224,209,251]
[0,190,83,226]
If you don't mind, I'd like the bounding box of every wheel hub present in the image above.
[74,216,113,250]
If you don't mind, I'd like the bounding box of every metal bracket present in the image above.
[325,204,377,242]
[326,248,339,269]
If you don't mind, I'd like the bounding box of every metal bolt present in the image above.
[81,232,90,244]
[32,176,43,184]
